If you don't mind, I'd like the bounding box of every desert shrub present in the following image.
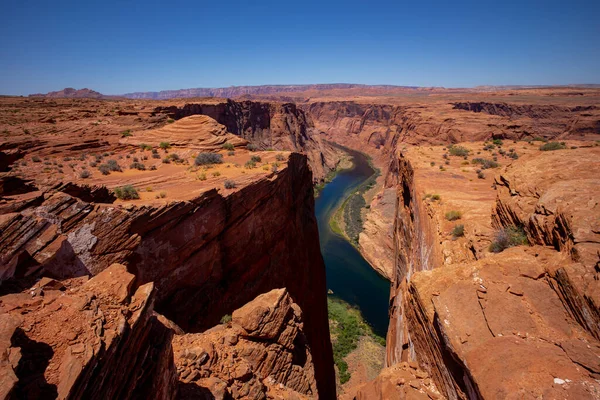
[247,143,258,151]
[227,150,235,156]
[167,118,175,123]
[508,152,519,160]
[114,185,139,200]
[430,161,435,166]
[159,192,167,198]
[106,159,122,172]
[89,161,97,167]
[195,153,223,166]
[220,314,232,324]
[139,143,152,151]
[162,157,171,164]
[275,154,285,161]
[121,130,132,137]
[489,226,528,253]
[159,142,171,150]
[224,180,236,189]
[152,153,160,159]
[472,158,499,169]
[431,194,441,201]
[445,211,462,221]
[63,156,72,161]
[133,157,139,162]
[130,162,146,170]
[448,145,470,157]
[492,138,503,145]
[532,136,548,142]
[271,164,279,173]
[539,141,566,151]
[32,156,41,162]
[98,164,110,175]
[477,171,486,179]
[222,143,235,151]
[212,171,221,177]
[79,170,91,179]
[452,224,465,237]
[245,160,256,169]
[250,155,262,163]
[197,173,207,181]
[78,154,86,161]
[150,165,157,170]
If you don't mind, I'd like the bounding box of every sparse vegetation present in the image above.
[445,210,462,221]
[227,150,235,156]
[139,143,152,151]
[79,170,91,179]
[220,314,232,324]
[32,156,41,162]
[114,185,139,200]
[121,130,132,137]
[159,191,167,198]
[539,141,566,151]
[492,138,503,146]
[328,297,385,385]
[477,170,486,179]
[98,164,110,175]
[106,159,122,172]
[244,160,256,169]
[222,143,235,151]
[472,158,499,169]
[247,143,258,151]
[451,224,465,238]
[275,153,285,162]
[159,142,171,150]
[224,180,236,189]
[212,171,221,177]
[130,162,146,170]
[424,193,441,201]
[195,152,223,166]
[167,118,175,123]
[250,155,262,163]
[448,145,470,157]
[489,225,528,253]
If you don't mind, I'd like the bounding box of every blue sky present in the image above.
[1,0,598,95]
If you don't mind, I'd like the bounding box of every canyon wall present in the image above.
[0,153,336,399]
[155,99,340,182]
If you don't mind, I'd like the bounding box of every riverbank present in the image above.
[328,149,380,246]
[314,146,354,196]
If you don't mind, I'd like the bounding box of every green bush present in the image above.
[139,143,152,151]
[539,141,566,151]
[106,159,122,172]
[492,138,503,146]
[114,185,139,200]
[130,162,146,170]
[121,130,132,137]
[220,314,232,324]
[445,211,462,221]
[251,155,262,163]
[244,160,256,169]
[159,142,171,150]
[98,164,111,175]
[452,224,465,237]
[472,158,499,169]
[32,156,41,162]
[167,118,175,123]
[222,143,235,151]
[489,226,528,253]
[448,145,470,157]
[275,154,285,161]
[227,150,235,156]
[224,180,236,189]
[79,170,91,179]
[195,153,223,166]
[247,143,258,151]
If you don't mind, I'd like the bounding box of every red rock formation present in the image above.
[174,289,317,399]
[154,99,340,181]
[0,153,336,399]
[0,264,176,399]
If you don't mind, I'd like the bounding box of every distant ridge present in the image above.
[121,84,422,100]
[29,87,115,99]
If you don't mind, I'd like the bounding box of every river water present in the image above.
[315,146,390,337]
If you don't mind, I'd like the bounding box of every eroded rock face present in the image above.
[0,264,177,399]
[154,99,340,182]
[382,144,600,399]
[0,153,336,399]
[174,289,316,399]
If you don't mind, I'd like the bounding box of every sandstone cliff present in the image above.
[374,144,600,399]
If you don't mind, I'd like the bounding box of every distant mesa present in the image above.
[29,87,110,99]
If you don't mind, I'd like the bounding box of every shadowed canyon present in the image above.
[1,84,599,399]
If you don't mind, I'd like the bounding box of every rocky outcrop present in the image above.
[354,361,441,400]
[0,153,336,399]
[0,263,176,399]
[381,144,600,399]
[154,99,340,182]
[174,289,316,399]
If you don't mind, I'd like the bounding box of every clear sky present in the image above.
[1,0,598,95]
